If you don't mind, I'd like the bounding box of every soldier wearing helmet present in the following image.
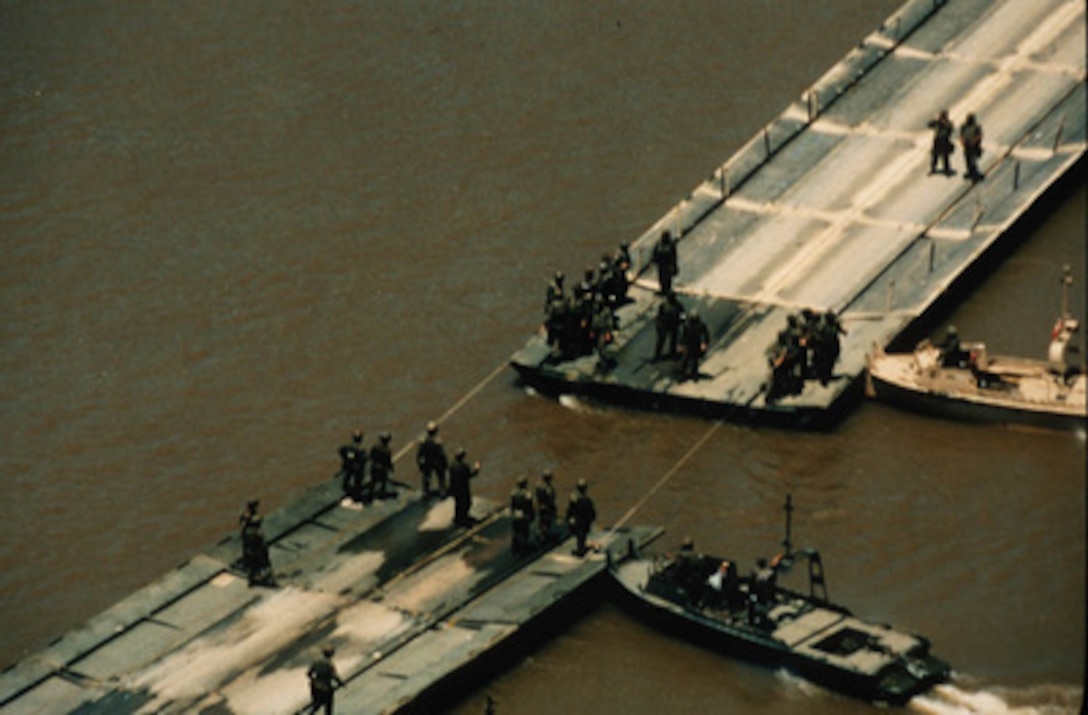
[566,478,597,557]
[679,308,710,380]
[338,430,367,502]
[367,432,394,501]
[416,421,448,497]
[535,470,558,544]
[510,476,535,554]
[306,644,343,714]
[449,447,481,527]
[238,499,274,587]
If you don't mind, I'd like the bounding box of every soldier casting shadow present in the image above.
[238,499,275,587]
[927,109,954,176]
[337,430,367,503]
[960,113,984,182]
[416,421,448,498]
[449,447,481,527]
[306,645,343,715]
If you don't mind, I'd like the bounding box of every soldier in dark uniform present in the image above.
[673,536,703,604]
[338,430,367,502]
[367,432,394,501]
[603,242,632,307]
[812,310,846,385]
[652,230,679,296]
[939,325,965,367]
[573,277,597,356]
[748,556,781,629]
[535,470,558,544]
[959,113,984,182]
[306,645,343,715]
[590,297,617,371]
[510,476,535,554]
[239,499,274,587]
[799,308,821,378]
[544,271,565,313]
[678,309,710,380]
[544,295,569,357]
[653,294,683,361]
[449,447,481,527]
[416,421,448,497]
[769,313,810,402]
[927,109,954,175]
[566,478,596,557]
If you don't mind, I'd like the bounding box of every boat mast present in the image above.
[1061,264,1072,323]
[782,494,794,558]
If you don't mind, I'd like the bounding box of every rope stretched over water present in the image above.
[389,356,722,533]
[392,360,510,462]
[610,421,722,531]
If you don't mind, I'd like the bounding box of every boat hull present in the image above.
[610,558,948,706]
[867,352,1086,431]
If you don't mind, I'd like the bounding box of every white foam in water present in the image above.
[558,394,587,411]
[773,668,824,700]
[910,682,1084,715]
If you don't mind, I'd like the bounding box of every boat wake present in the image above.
[558,394,591,412]
[910,681,1083,715]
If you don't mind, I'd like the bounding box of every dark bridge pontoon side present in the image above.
[511,0,1087,428]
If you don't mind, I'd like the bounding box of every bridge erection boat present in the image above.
[609,497,950,706]
[867,266,1086,430]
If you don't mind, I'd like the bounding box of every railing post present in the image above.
[1053,115,1065,153]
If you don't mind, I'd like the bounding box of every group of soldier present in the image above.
[927,109,985,182]
[765,308,847,403]
[543,230,712,381]
[509,472,597,557]
[237,430,597,714]
[337,429,396,503]
[653,293,711,381]
[543,243,632,367]
[667,538,785,630]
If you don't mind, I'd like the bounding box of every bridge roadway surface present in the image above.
[511,0,1087,426]
[0,478,661,714]
[2,1,1084,712]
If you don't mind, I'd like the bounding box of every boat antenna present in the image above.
[782,494,794,558]
[1061,264,1072,323]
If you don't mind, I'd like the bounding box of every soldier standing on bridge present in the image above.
[566,478,597,557]
[416,421,448,497]
[960,113,984,182]
[678,309,710,380]
[238,499,274,587]
[535,470,558,544]
[449,447,481,527]
[337,430,367,502]
[652,230,679,296]
[813,310,847,385]
[654,293,683,361]
[306,645,343,715]
[367,432,395,501]
[927,109,954,175]
[544,271,565,313]
[510,476,535,554]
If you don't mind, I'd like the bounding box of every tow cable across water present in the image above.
[610,421,722,531]
[388,358,724,534]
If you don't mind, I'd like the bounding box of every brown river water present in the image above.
[1,2,1083,713]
